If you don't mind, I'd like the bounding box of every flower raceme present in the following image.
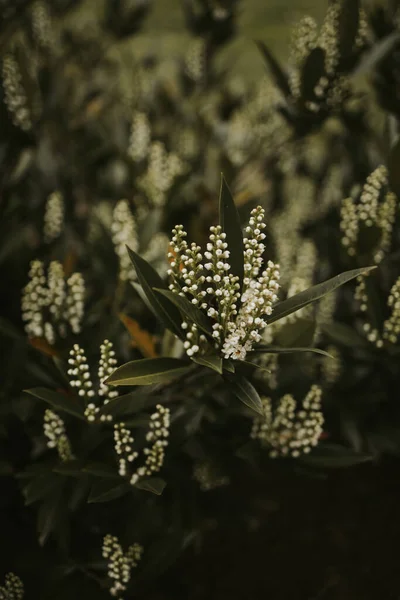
[167,206,280,362]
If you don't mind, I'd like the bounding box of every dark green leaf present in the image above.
[388,136,400,197]
[52,461,86,477]
[353,32,400,75]
[338,0,360,59]
[23,473,62,505]
[101,390,172,417]
[127,247,183,338]
[320,322,369,349]
[300,47,326,102]
[219,174,244,290]
[192,353,223,374]
[88,480,131,503]
[106,357,192,386]
[275,317,316,348]
[154,289,212,335]
[224,374,264,416]
[300,443,373,468]
[266,267,376,325]
[135,477,166,495]
[255,40,291,97]
[82,463,120,479]
[24,388,85,420]
[250,346,334,358]
[223,359,235,374]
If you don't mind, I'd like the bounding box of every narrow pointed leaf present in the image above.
[135,477,166,495]
[106,357,191,386]
[300,443,373,468]
[275,317,316,348]
[219,174,244,290]
[101,391,175,417]
[192,354,223,374]
[250,346,334,358]
[223,360,235,374]
[25,388,85,420]
[127,247,183,338]
[255,40,292,98]
[266,267,376,325]
[224,374,264,416]
[88,480,131,503]
[154,289,212,335]
[320,322,369,349]
[353,32,400,75]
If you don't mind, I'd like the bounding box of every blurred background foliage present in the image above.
[1,0,400,599]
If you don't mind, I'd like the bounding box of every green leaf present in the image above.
[88,480,131,503]
[338,0,360,59]
[101,391,172,417]
[127,247,183,338]
[106,357,192,386]
[388,137,400,197]
[275,317,316,348]
[320,322,369,349]
[135,477,166,495]
[52,461,86,477]
[192,353,223,374]
[353,32,400,75]
[82,463,121,479]
[224,374,264,416]
[266,267,376,325]
[300,443,373,468]
[255,40,291,98]
[223,359,235,374]
[24,388,85,420]
[219,174,244,290]
[300,47,326,102]
[154,289,212,335]
[23,473,62,505]
[250,346,334,359]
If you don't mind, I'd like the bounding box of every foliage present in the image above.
[1,0,400,597]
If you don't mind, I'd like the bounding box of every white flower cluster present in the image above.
[185,37,206,83]
[111,200,139,281]
[43,191,64,243]
[113,404,170,486]
[138,141,186,207]
[2,53,32,131]
[340,166,397,263]
[102,534,143,598]
[168,206,280,361]
[383,277,400,345]
[321,345,341,386]
[193,461,230,492]
[43,409,74,462]
[67,341,117,423]
[251,385,324,458]
[31,0,56,52]
[0,573,24,600]
[21,260,85,344]
[289,16,318,97]
[128,111,151,163]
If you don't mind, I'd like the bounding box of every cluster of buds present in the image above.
[138,141,186,207]
[193,461,230,492]
[21,261,85,344]
[43,191,64,243]
[176,126,199,161]
[114,404,170,486]
[289,16,318,96]
[67,341,117,423]
[340,166,397,263]
[168,206,280,362]
[128,111,151,163]
[321,345,342,386]
[31,0,56,52]
[111,200,139,281]
[251,385,324,458]
[0,573,24,600]
[43,409,74,462]
[2,53,32,131]
[223,110,256,166]
[102,534,143,598]
[184,37,207,83]
[357,275,400,347]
